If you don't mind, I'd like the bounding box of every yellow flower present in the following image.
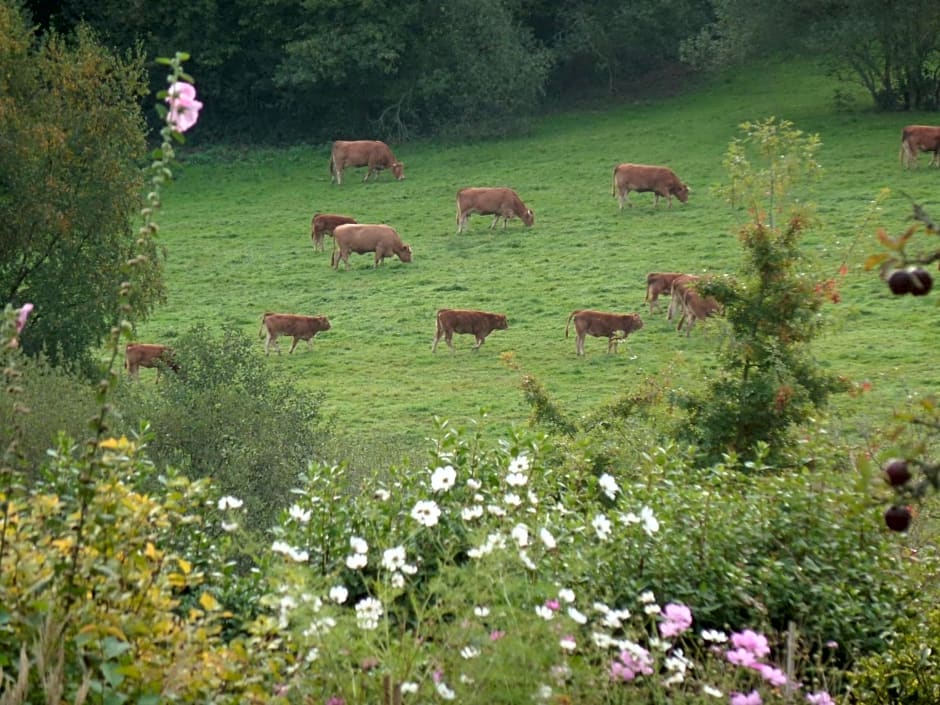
[99,435,134,451]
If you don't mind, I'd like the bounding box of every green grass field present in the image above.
[139,58,940,455]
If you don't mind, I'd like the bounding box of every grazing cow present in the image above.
[565,310,644,356]
[311,213,357,251]
[665,274,701,321]
[432,308,508,353]
[900,125,940,169]
[645,272,687,314]
[330,140,405,184]
[331,223,413,270]
[612,163,690,210]
[670,279,721,336]
[258,312,331,355]
[125,343,177,380]
[456,187,535,233]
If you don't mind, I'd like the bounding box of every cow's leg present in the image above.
[576,332,585,356]
[489,214,499,229]
[618,189,630,210]
[473,335,485,349]
[607,336,615,354]
[289,337,300,354]
[432,331,441,352]
[266,331,281,355]
[446,332,456,353]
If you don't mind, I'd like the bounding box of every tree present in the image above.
[681,0,940,111]
[0,1,160,372]
[681,118,844,464]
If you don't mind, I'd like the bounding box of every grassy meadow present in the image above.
[139,58,940,458]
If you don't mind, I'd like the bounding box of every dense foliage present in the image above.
[0,1,160,372]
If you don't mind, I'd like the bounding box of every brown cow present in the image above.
[125,343,178,380]
[456,187,535,233]
[432,309,508,353]
[900,125,940,169]
[258,312,331,355]
[565,310,644,356]
[612,163,690,210]
[331,224,413,270]
[665,274,701,321]
[311,213,357,251]
[670,278,720,336]
[645,272,687,314]
[330,140,405,184]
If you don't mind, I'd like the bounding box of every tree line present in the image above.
[23,0,940,145]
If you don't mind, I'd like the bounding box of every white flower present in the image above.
[346,553,368,570]
[217,495,243,510]
[459,674,475,684]
[391,572,405,589]
[305,647,319,663]
[558,588,576,603]
[536,684,553,701]
[535,605,555,620]
[329,585,348,604]
[641,506,660,535]
[373,488,391,501]
[400,682,419,694]
[506,471,528,487]
[511,523,530,547]
[644,604,662,615]
[271,540,291,555]
[411,500,441,527]
[559,635,577,651]
[474,605,490,617]
[519,550,537,570]
[350,536,368,554]
[508,454,530,474]
[460,646,481,659]
[539,527,557,549]
[701,629,728,643]
[639,590,656,604]
[486,504,506,517]
[592,632,614,648]
[598,473,620,499]
[528,490,539,506]
[504,492,523,507]
[401,562,418,575]
[355,597,384,630]
[702,684,723,698]
[436,682,455,700]
[431,465,457,492]
[382,545,407,571]
[289,504,311,523]
[288,547,309,562]
[466,478,482,490]
[221,521,239,532]
[461,505,484,521]
[567,607,588,624]
[592,513,612,541]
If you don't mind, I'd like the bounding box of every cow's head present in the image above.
[624,314,644,333]
[398,244,413,263]
[673,183,690,203]
[319,316,332,331]
[391,162,405,180]
[521,208,535,227]
[495,314,509,330]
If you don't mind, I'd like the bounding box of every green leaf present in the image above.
[102,636,131,660]
[101,661,125,688]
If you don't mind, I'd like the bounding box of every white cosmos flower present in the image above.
[592,632,614,648]
[329,585,348,604]
[539,527,557,549]
[508,454,530,474]
[373,488,391,501]
[567,607,588,624]
[504,492,522,507]
[400,682,419,694]
[221,521,239,532]
[305,647,319,663]
[288,547,309,562]
[592,513,612,540]
[701,629,728,643]
[431,465,457,492]
[350,536,368,554]
[436,682,455,700]
[289,504,311,523]
[644,604,662,615]
[461,505,484,521]
[535,605,555,620]
[506,471,528,487]
[355,597,384,630]
[639,590,656,604]
[702,684,723,698]
[346,553,367,570]
[401,562,418,575]
[466,478,482,490]
[460,646,481,659]
[559,635,577,651]
[598,473,620,499]
[411,500,441,527]
[217,495,243,510]
[511,523,530,547]
[391,572,405,588]
[558,588,576,603]
[382,545,407,571]
[474,605,490,617]
[519,550,536,570]
[641,506,660,535]
[487,504,506,517]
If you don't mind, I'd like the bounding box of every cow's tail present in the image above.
[259,312,271,338]
[565,310,578,338]
[611,166,617,197]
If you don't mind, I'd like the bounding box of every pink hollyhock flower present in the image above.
[165,81,203,132]
[730,629,770,658]
[659,602,693,638]
[730,691,762,705]
[15,303,33,333]
[806,693,835,705]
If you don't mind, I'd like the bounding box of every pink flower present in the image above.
[489,630,505,641]
[730,691,762,705]
[609,647,653,683]
[806,693,835,705]
[15,303,33,333]
[755,663,789,687]
[165,81,203,132]
[730,629,770,658]
[726,647,757,667]
[545,599,560,611]
[326,698,345,705]
[658,602,693,638]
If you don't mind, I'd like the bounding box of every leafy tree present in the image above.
[681,0,940,110]
[0,1,160,371]
[681,118,844,464]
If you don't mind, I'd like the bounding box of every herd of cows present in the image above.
[125,125,940,378]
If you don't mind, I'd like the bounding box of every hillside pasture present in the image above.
[138,59,940,456]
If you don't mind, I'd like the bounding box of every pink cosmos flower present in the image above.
[489,630,505,641]
[545,599,560,611]
[730,691,762,705]
[806,693,835,705]
[658,602,693,638]
[755,663,789,687]
[725,647,757,667]
[609,648,654,682]
[165,81,203,132]
[15,303,33,333]
[730,629,770,658]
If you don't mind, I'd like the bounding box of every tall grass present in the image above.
[137,58,939,462]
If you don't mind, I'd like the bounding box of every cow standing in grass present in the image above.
[311,213,357,251]
[612,163,689,210]
[330,140,405,184]
[900,125,940,168]
[331,224,413,269]
[565,310,644,356]
[456,187,535,233]
[645,272,687,314]
[671,280,721,336]
[259,312,331,355]
[125,343,178,380]
[432,309,508,352]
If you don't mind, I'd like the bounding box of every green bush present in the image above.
[113,324,331,534]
